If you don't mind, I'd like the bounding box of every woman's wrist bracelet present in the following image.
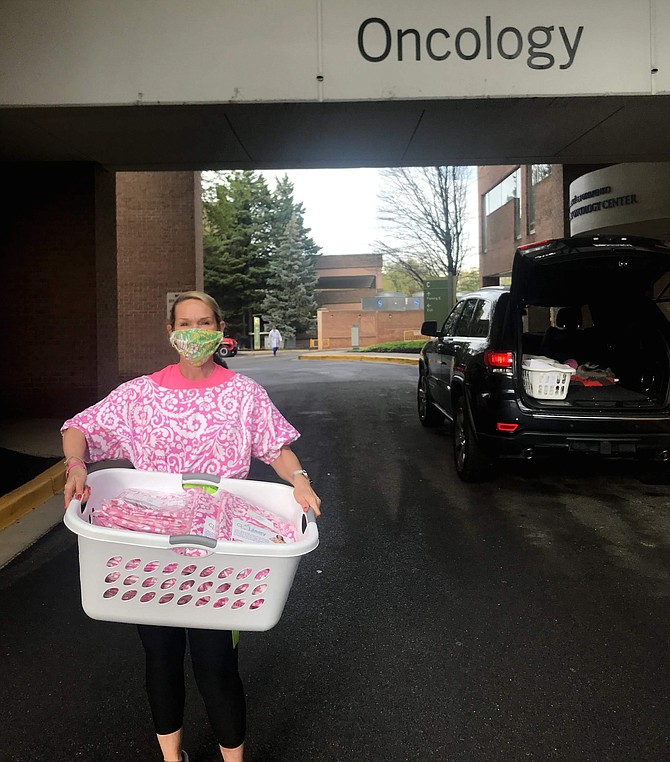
[64,456,86,467]
[65,462,87,478]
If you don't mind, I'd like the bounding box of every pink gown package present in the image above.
[222,492,297,545]
[94,488,191,535]
[94,486,296,556]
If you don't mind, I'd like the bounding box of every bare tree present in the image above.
[376,166,473,291]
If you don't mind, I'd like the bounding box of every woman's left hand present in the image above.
[270,445,322,517]
[293,475,321,517]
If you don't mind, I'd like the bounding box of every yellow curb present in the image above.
[0,461,66,532]
[298,353,418,365]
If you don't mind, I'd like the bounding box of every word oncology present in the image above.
[358,16,584,70]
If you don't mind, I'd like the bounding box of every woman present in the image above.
[62,291,321,762]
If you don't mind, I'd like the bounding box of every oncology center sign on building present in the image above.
[569,164,670,237]
[1,0,669,107]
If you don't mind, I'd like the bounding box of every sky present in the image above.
[259,168,384,256]
[258,168,480,268]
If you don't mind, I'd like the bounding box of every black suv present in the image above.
[418,235,670,481]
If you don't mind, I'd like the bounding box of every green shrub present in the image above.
[352,340,425,354]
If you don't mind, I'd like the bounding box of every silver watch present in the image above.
[292,469,311,484]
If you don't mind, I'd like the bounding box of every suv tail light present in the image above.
[517,239,555,250]
[484,350,513,369]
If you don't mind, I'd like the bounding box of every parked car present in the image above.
[215,336,238,361]
[417,235,670,481]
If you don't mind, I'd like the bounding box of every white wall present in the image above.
[0,0,668,107]
[569,163,670,238]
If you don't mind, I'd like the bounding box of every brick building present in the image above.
[315,254,425,349]
[478,164,610,285]
[116,171,202,380]
[0,167,202,418]
[479,164,566,285]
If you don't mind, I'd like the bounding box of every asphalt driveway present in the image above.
[1,355,668,761]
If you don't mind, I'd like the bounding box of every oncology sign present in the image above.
[0,0,661,106]
[569,187,638,224]
[357,16,584,70]
[321,0,653,100]
[569,163,670,236]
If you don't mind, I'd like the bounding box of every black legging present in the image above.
[137,624,246,749]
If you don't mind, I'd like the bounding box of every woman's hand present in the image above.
[63,463,90,509]
[270,445,322,517]
[292,474,321,517]
[62,427,91,509]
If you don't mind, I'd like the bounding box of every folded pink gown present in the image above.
[94,486,296,555]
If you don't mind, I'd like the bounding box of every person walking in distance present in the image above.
[268,325,282,357]
[61,291,321,762]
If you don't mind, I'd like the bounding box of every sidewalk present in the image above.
[0,350,419,568]
[298,349,419,365]
[0,418,66,568]
[239,348,419,365]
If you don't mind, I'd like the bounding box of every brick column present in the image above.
[95,167,120,398]
[0,163,99,417]
[116,171,203,378]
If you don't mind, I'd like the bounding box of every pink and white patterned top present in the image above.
[61,364,300,478]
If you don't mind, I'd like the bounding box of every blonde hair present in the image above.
[169,291,223,327]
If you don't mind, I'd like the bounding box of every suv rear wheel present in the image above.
[417,372,443,427]
[453,398,493,482]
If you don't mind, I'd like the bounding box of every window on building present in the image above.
[526,164,551,235]
[482,168,522,249]
[531,164,551,185]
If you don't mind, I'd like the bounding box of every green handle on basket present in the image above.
[182,482,218,495]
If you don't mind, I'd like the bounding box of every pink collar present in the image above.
[148,363,235,390]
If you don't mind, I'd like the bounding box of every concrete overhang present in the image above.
[2,94,670,170]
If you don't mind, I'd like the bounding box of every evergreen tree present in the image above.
[270,174,320,258]
[261,215,318,338]
[203,171,274,339]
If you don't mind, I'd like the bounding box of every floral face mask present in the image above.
[169,329,223,366]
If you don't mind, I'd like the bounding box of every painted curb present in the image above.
[298,354,419,365]
[0,461,65,532]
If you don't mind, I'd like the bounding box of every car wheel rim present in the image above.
[455,408,467,470]
[418,378,427,419]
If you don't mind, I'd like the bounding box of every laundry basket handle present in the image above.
[301,508,318,535]
[182,473,221,485]
[169,534,218,549]
[66,496,94,524]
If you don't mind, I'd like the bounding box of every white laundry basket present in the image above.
[521,356,576,400]
[64,468,319,631]
[522,367,574,400]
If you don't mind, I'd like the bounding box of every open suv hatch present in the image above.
[418,235,670,481]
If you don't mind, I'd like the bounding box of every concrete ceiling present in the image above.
[2,94,670,170]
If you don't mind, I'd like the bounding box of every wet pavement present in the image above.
[1,355,669,761]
